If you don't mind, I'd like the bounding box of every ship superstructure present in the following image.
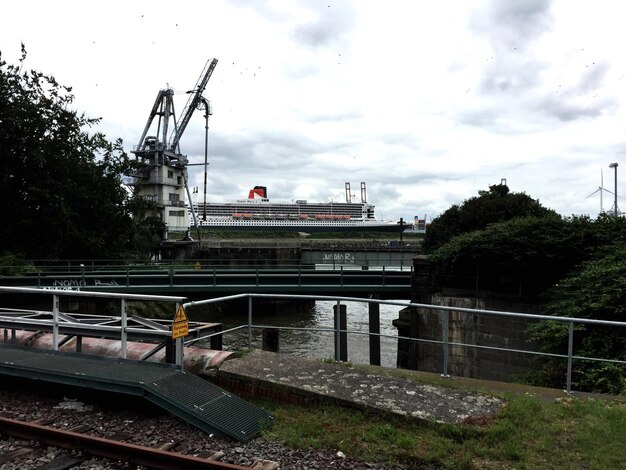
[189,183,399,232]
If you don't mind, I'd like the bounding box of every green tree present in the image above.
[423,184,555,253]
[527,241,626,394]
[0,46,156,259]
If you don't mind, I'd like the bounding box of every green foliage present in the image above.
[429,213,575,295]
[0,46,156,259]
[259,393,626,468]
[528,242,626,394]
[0,252,35,275]
[429,212,626,297]
[423,183,555,253]
[426,185,626,393]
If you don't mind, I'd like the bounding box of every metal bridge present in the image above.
[1,266,414,299]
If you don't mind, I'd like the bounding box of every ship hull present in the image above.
[194,219,400,233]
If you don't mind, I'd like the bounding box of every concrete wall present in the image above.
[395,295,541,382]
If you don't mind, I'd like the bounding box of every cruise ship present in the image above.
[188,183,400,232]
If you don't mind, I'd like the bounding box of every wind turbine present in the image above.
[586,168,614,215]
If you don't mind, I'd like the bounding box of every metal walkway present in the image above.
[0,345,272,442]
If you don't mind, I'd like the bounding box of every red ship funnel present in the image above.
[248,186,267,199]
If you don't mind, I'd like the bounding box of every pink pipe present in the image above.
[1,329,233,376]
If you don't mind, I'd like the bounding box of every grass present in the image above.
[255,391,626,469]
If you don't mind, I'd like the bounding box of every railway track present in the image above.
[0,416,278,470]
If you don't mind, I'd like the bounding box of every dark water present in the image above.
[192,300,403,368]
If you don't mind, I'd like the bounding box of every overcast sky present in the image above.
[2,0,625,222]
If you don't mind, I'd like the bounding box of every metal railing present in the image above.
[0,286,187,365]
[184,293,626,393]
[1,258,416,273]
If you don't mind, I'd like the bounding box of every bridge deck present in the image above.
[0,344,272,442]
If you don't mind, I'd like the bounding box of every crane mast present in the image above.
[131,59,218,237]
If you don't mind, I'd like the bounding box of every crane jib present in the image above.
[169,58,218,152]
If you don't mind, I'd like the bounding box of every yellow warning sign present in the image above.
[172,305,189,339]
[172,321,189,339]
[174,305,188,323]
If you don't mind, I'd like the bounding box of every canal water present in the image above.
[193,299,404,368]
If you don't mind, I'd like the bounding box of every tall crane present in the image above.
[132,59,218,236]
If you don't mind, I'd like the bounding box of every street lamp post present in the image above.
[186,91,212,224]
[609,162,618,217]
[199,96,211,222]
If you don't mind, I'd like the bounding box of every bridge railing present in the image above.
[184,293,626,394]
[0,266,414,297]
[2,257,416,274]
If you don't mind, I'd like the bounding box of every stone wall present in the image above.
[395,295,541,382]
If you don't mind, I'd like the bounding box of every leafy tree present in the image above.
[0,46,157,259]
[429,212,626,296]
[423,183,555,252]
[429,214,576,295]
[527,242,626,394]
[428,207,626,393]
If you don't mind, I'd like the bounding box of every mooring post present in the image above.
[165,338,175,364]
[262,328,280,353]
[333,302,347,361]
[368,298,381,366]
[210,325,223,351]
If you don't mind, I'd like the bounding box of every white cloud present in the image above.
[2,0,626,223]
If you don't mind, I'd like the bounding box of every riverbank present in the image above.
[213,350,626,469]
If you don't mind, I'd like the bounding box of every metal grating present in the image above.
[146,372,273,441]
[0,345,272,442]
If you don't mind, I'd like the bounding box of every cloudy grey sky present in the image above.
[2,0,625,222]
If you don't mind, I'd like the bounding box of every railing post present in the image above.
[52,294,59,351]
[340,266,344,286]
[442,309,450,377]
[175,337,184,367]
[566,321,574,393]
[248,296,253,350]
[120,298,127,359]
[174,301,184,367]
[382,266,386,286]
